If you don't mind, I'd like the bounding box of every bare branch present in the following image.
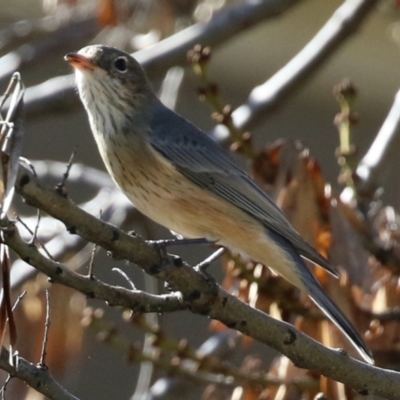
[208,287,400,398]
[10,165,400,398]
[38,290,50,368]
[3,218,184,314]
[0,348,80,400]
[30,160,115,189]
[11,162,135,290]
[134,0,302,76]
[0,15,99,83]
[15,213,54,261]
[15,166,162,268]
[90,314,316,392]
[211,0,378,139]
[112,268,136,291]
[55,145,78,196]
[356,87,400,194]
[22,0,302,118]
[0,72,25,217]
[0,374,12,399]
[195,247,226,272]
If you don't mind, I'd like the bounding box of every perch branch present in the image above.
[8,165,400,399]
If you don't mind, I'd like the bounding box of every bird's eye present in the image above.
[114,56,128,72]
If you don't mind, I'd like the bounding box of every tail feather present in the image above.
[302,266,374,364]
[266,228,373,364]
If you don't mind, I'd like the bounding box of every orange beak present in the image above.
[64,53,95,71]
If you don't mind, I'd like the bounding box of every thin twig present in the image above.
[91,314,318,392]
[367,308,400,323]
[112,268,136,291]
[0,375,12,399]
[0,72,24,219]
[0,245,16,353]
[88,242,97,280]
[29,160,114,189]
[10,185,133,291]
[0,74,19,114]
[0,72,22,117]
[31,209,41,245]
[4,217,185,313]
[88,209,101,279]
[11,291,27,313]
[14,214,54,260]
[195,247,226,272]
[356,87,400,196]
[39,290,50,369]
[56,146,78,197]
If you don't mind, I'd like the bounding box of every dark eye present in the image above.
[114,56,127,72]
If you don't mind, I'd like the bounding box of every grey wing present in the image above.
[149,103,338,277]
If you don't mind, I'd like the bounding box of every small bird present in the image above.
[65,45,373,364]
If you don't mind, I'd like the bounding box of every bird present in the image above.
[65,45,373,364]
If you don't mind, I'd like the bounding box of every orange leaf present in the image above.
[98,0,118,27]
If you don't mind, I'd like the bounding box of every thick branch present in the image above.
[10,165,400,398]
[0,347,79,400]
[209,288,400,399]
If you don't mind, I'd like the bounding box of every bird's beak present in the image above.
[64,53,96,71]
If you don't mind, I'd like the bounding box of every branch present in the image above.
[90,315,316,391]
[10,160,143,291]
[134,0,302,76]
[22,0,302,118]
[0,347,80,400]
[10,165,400,398]
[0,17,99,83]
[3,219,184,313]
[210,291,400,398]
[355,87,400,194]
[211,0,378,139]
[0,5,96,52]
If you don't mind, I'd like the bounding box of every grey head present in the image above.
[65,45,157,116]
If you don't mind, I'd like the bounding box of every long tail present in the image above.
[299,260,374,364]
[266,229,373,364]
